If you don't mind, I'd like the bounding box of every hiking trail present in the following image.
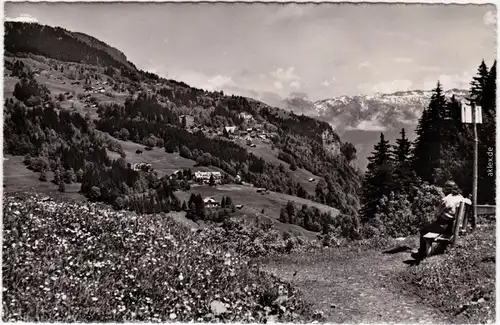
[260,246,450,323]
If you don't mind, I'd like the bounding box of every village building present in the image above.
[239,112,253,120]
[179,115,195,128]
[203,196,220,208]
[223,126,237,134]
[194,171,222,184]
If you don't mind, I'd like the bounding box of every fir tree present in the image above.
[412,82,447,183]
[391,128,417,195]
[361,133,394,221]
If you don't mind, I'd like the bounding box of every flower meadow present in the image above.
[2,193,316,322]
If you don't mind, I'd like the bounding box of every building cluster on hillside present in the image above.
[178,113,276,147]
[194,171,222,184]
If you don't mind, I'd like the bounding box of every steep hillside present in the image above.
[3,22,362,234]
[4,22,136,71]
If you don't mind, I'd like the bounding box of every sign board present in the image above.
[461,102,483,124]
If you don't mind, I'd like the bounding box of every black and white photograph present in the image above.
[2,1,497,323]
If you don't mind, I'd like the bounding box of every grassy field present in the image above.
[175,183,340,239]
[107,139,223,177]
[233,137,322,194]
[3,154,85,201]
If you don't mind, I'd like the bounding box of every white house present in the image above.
[194,171,222,184]
[223,126,237,134]
[203,196,220,208]
[239,112,253,120]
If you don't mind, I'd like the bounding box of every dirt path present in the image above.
[260,247,451,323]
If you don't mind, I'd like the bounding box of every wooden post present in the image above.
[471,102,478,230]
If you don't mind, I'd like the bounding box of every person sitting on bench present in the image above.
[411,180,464,261]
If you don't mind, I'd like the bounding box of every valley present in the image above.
[2,15,495,325]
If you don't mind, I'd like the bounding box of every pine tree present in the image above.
[391,128,417,195]
[361,133,394,221]
[209,174,215,186]
[412,82,447,183]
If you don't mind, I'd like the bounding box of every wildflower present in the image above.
[169,313,177,320]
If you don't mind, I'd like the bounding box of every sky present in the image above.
[4,2,497,102]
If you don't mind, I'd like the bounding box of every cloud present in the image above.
[346,120,387,132]
[357,61,371,69]
[483,10,496,26]
[289,80,301,89]
[170,70,236,91]
[322,76,336,86]
[423,72,472,90]
[358,79,413,94]
[205,75,235,90]
[394,57,413,64]
[5,14,38,23]
[273,81,284,90]
[270,66,300,83]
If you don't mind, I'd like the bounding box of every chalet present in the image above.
[239,112,253,120]
[203,197,220,208]
[170,170,183,179]
[236,204,243,209]
[223,126,237,134]
[194,171,222,184]
[256,188,267,193]
[179,115,195,128]
[308,178,316,182]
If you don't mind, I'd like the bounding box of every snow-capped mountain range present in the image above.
[284,89,468,133]
[279,89,469,170]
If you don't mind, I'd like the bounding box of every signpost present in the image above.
[461,100,483,231]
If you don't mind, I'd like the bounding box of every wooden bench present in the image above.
[422,201,470,258]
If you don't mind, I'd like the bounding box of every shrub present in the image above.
[23,154,31,165]
[63,168,76,184]
[13,77,51,106]
[373,193,414,237]
[410,183,444,227]
[29,156,49,172]
[89,186,101,201]
[39,171,47,182]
